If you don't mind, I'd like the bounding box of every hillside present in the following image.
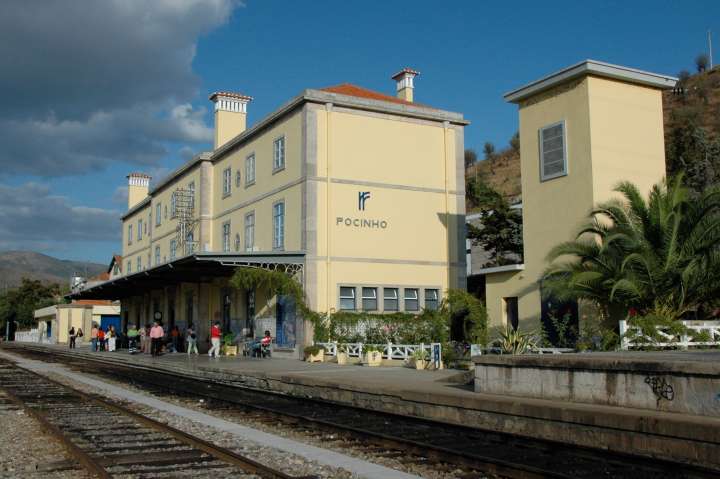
[467,65,720,210]
[466,147,521,209]
[663,66,720,142]
[0,251,106,288]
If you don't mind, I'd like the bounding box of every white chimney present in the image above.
[391,68,420,102]
[209,91,253,149]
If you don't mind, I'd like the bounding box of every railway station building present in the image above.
[72,69,468,356]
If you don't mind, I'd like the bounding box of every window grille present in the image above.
[539,121,567,181]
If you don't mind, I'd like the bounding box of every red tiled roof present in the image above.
[391,67,420,80]
[209,91,253,102]
[107,254,122,273]
[90,272,110,281]
[320,83,430,108]
[74,299,113,306]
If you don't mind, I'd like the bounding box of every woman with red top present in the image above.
[97,328,105,351]
[208,321,221,358]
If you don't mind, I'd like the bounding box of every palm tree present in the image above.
[542,176,720,325]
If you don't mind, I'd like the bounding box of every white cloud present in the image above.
[0,183,121,248]
[0,0,239,177]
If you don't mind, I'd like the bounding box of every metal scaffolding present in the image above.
[173,187,198,255]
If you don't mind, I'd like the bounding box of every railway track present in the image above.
[5,344,720,479]
[0,357,314,479]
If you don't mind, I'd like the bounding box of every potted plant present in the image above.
[410,348,429,370]
[304,345,325,363]
[364,345,383,367]
[222,333,238,356]
[336,345,348,365]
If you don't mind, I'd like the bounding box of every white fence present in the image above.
[14,328,56,344]
[619,320,720,350]
[316,342,441,361]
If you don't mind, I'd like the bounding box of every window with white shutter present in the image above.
[539,121,567,181]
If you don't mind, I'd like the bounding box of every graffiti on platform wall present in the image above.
[645,376,674,406]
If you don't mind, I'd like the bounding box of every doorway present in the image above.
[503,297,519,330]
[540,295,579,347]
[275,295,296,348]
[221,291,231,334]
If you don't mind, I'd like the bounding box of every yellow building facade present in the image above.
[34,302,121,344]
[484,61,676,331]
[74,71,468,356]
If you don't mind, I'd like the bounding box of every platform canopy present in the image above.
[68,252,305,300]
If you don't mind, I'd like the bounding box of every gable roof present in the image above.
[107,254,122,273]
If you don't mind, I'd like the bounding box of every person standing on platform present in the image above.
[107,325,117,352]
[127,324,139,353]
[186,324,199,355]
[68,327,76,349]
[97,328,105,351]
[170,325,180,353]
[150,321,164,357]
[90,324,98,352]
[208,321,221,358]
[139,324,148,353]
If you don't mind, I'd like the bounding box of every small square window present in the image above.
[361,287,377,311]
[404,288,419,311]
[424,289,439,311]
[339,287,356,311]
[383,288,399,311]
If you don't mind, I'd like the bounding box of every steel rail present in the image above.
[0,357,315,479]
[2,385,110,478]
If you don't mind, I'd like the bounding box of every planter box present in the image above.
[305,350,324,363]
[365,351,382,367]
[336,352,348,365]
[412,359,427,370]
[223,345,238,356]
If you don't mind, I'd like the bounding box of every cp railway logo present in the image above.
[358,191,371,211]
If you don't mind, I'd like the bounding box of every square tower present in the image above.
[485,60,676,331]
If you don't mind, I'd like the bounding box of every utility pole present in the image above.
[709,29,714,70]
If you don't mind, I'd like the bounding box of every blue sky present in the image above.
[1,0,717,264]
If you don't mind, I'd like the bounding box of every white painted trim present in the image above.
[504,59,677,103]
[478,264,525,275]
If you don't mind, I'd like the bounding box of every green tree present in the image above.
[695,53,709,73]
[464,148,478,169]
[509,131,520,152]
[0,279,62,332]
[483,142,496,161]
[542,176,720,324]
[466,177,523,266]
[666,122,720,194]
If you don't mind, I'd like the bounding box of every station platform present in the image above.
[5,343,720,470]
